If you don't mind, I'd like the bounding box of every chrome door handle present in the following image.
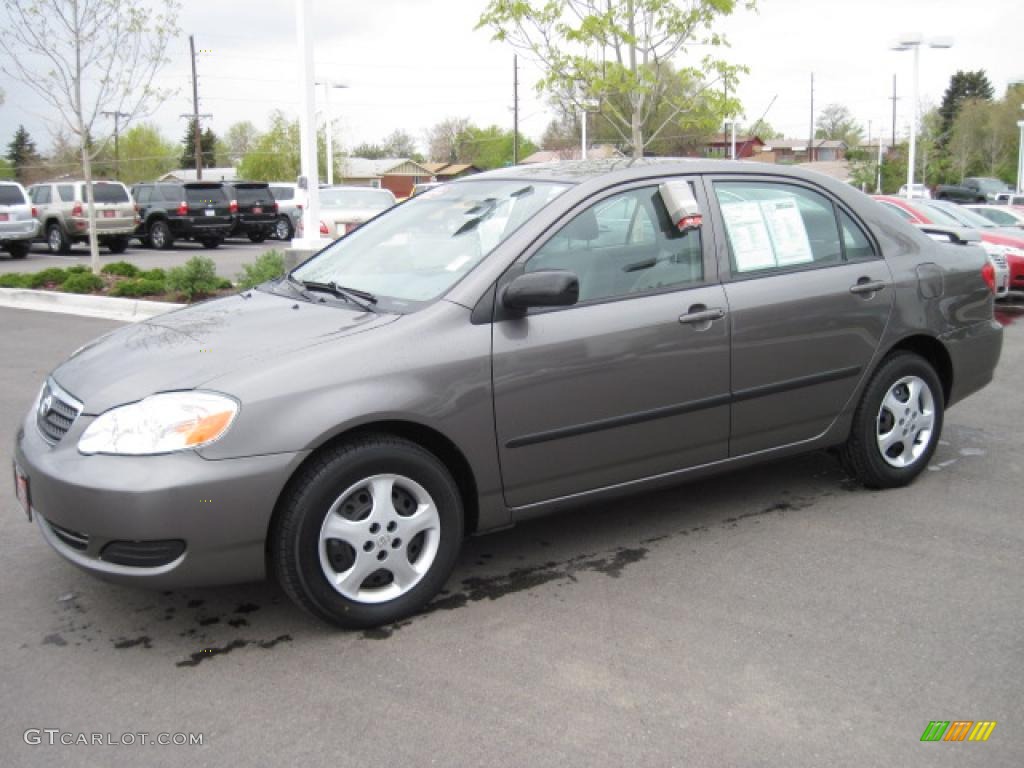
[849,279,888,295]
[678,307,726,324]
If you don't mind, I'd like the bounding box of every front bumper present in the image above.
[14,403,308,588]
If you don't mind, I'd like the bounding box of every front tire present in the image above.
[200,237,221,249]
[274,216,293,241]
[248,231,267,243]
[272,435,464,628]
[839,352,944,489]
[47,223,71,254]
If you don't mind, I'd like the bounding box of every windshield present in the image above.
[292,179,569,308]
[186,186,228,205]
[923,202,995,228]
[973,178,1007,193]
[320,188,394,209]
[235,185,273,204]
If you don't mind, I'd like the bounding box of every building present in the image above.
[753,139,848,164]
[702,136,764,159]
[337,158,435,198]
[420,162,481,180]
[159,167,238,182]
[520,145,624,164]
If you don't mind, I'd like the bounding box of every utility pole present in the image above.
[808,73,814,162]
[889,74,898,147]
[512,54,519,165]
[723,80,728,155]
[101,110,129,179]
[189,34,205,179]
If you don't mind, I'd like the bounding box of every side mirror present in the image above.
[659,181,702,232]
[502,270,579,311]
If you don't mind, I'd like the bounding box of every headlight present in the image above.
[78,392,239,456]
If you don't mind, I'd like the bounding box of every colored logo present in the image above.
[920,721,997,742]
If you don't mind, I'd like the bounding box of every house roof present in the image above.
[339,158,432,178]
[159,167,238,181]
[760,138,847,151]
[520,145,624,164]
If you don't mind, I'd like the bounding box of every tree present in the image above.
[219,121,260,166]
[116,122,177,183]
[938,70,994,143]
[238,111,300,181]
[380,129,421,160]
[478,0,753,159]
[814,103,863,147]
[747,118,782,140]
[0,0,179,273]
[456,124,537,169]
[5,125,41,182]
[425,117,471,162]
[349,143,388,159]
[180,118,217,169]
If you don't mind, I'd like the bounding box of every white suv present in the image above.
[0,181,39,259]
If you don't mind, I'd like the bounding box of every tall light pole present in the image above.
[892,34,952,198]
[316,81,348,186]
[1011,79,1024,194]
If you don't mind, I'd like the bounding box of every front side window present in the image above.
[526,184,703,302]
[715,181,843,273]
[292,180,569,308]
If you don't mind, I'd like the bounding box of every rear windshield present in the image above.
[0,186,26,205]
[269,186,294,201]
[320,188,395,209]
[234,185,273,205]
[83,183,129,203]
[185,186,229,205]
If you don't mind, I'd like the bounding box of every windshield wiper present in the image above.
[279,273,314,301]
[301,280,378,312]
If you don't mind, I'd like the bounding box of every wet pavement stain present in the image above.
[41,633,67,647]
[227,618,249,628]
[112,636,152,649]
[176,634,292,668]
[234,602,260,614]
[197,616,220,626]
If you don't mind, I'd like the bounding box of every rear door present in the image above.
[232,183,276,226]
[706,175,894,456]
[492,178,731,508]
[84,182,134,230]
[184,183,232,231]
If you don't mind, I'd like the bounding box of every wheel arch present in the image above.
[265,419,481,564]
[881,334,953,405]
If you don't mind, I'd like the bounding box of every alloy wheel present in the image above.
[876,375,936,468]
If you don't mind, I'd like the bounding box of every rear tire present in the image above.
[272,435,464,629]
[839,352,944,489]
[274,216,293,241]
[200,237,221,249]
[248,231,267,243]
[47,223,71,255]
[6,241,30,259]
[149,220,174,250]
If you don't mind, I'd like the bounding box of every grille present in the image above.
[36,378,83,444]
[49,521,89,551]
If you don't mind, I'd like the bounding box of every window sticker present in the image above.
[720,201,776,271]
[760,198,814,266]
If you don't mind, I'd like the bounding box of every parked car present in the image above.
[0,180,39,259]
[268,182,304,240]
[874,195,1024,294]
[224,181,278,243]
[897,183,931,199]
[28,180,136,254]
[934,177,1013,203]
[410,182,443,198]
[130,181,234,249]
[316,186,396,239]
[966,204,1024,229]
[15,159,1002,628]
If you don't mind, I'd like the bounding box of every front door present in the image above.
[492,180,731,509]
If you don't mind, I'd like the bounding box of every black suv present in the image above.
[224,181,278,243]
[131,181,234,249]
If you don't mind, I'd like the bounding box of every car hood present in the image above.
[52,288,398,413]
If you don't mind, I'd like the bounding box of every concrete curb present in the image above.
[0,287,184,322]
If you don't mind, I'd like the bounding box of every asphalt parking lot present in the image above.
[0,238,280,280]
[2,303,1022,767]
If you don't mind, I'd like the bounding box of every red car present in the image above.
[874,196,1024,293]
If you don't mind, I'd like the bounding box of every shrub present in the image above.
[101,261,141,277]
[0,272,32,288]
[27,268,69,288]
[61,273,104,294]
[166,256,222,301]
[236,250,285,290]
[140,268,166,281]
[111,278,166,297]
[66,265,90,274]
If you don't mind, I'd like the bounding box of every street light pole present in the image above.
[892,34,952,199]
[1017,115,1024,194]
[316,81,348,186]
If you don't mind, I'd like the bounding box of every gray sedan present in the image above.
[13,159,1002,628]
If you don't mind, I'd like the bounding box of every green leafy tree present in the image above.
[0,0,180,274]
[425,117,471,162]
[478,0,753,159]
[117,122,178,183]
[4,125,41,182]
[219,120,261,166]
[456,124,537,169]
[747,118,783,140]
[381,129,422,160]
[350,142,389,159]
[180,118,217,169]
[0,157,15,180]
[938,70,994,143]
[946,97,1018,183]
[814,103,863,147]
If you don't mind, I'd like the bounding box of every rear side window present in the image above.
[159,185,181,202]
[839,211,875,261]
[58,184,75,202]
[234,185,272,205]
[714,181,842,273]
[878,202,915,222]
[0,186,26,205]
[85,183,129,203]
[32,186,52,204]
[269,186,294,201]
[186,186,228,205]
[134,187,152,204]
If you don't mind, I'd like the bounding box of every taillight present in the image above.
[31,206,37,217]
[71,203,83,217]
[272,201,279,214]
[297,203,304,211]
[229,199,238,214]
[319,221,329,235]
[981,262,996,293]
[177,201,188,216]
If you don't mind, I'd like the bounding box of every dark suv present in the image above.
[224,181,278,243]
[131,182,234,249]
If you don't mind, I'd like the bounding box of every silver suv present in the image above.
[268,182,302,240]
[28,180,137,254]
[0,181,38,259]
